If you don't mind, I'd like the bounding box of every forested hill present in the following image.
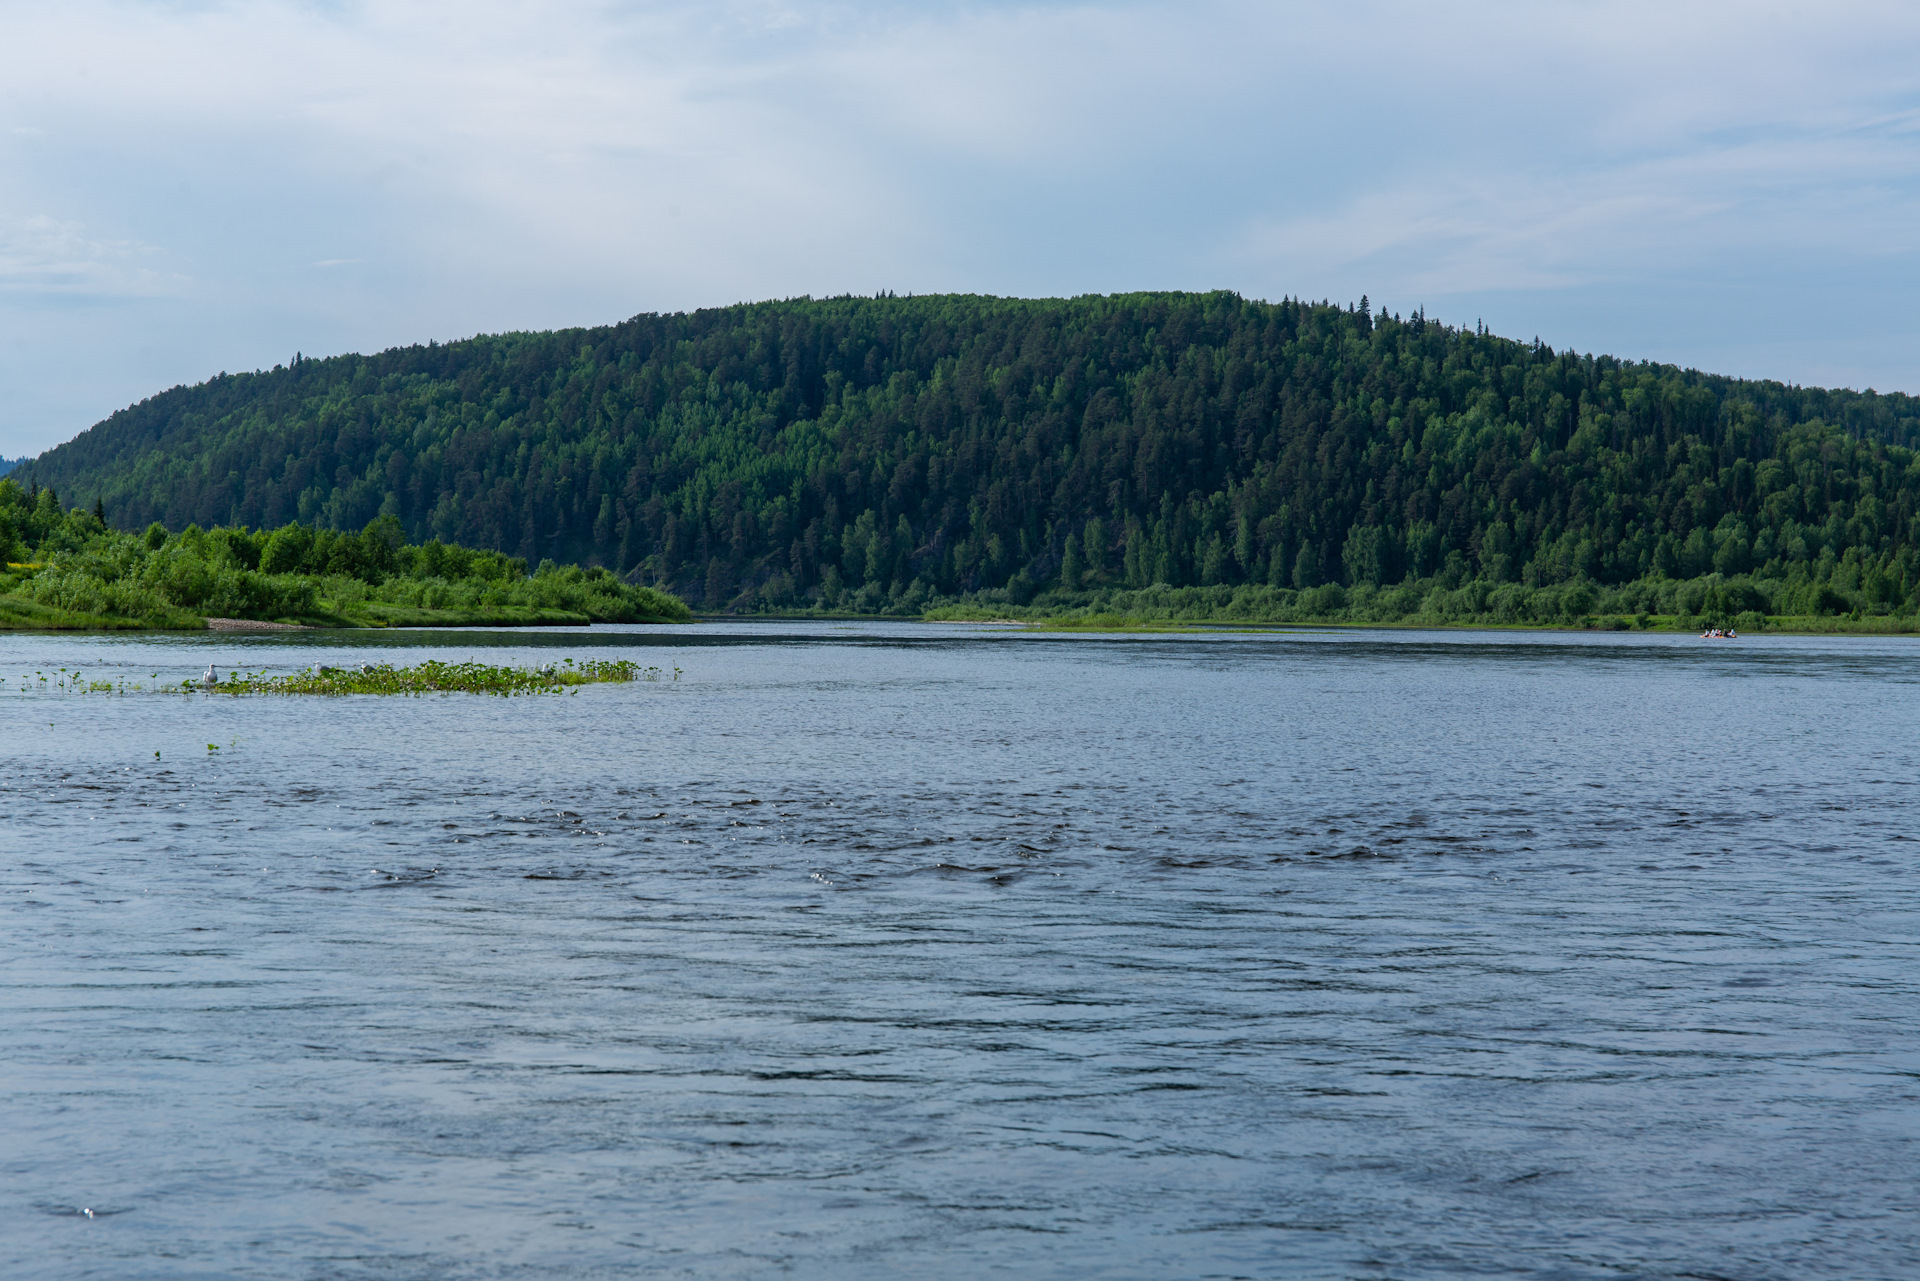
[19,292,1920,612]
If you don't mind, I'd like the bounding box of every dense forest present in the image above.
[0,479,688,630]
[19,292,1920,623]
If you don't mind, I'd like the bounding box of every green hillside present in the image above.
[18,291,1920,625]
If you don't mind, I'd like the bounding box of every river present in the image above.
[3,622,1916,1279]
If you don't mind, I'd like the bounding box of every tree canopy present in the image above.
[20,291,1920,613]
[0,483,688,629]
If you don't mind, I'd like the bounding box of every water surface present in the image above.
[3,623,1917,1279]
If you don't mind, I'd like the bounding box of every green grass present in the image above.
[924,602,1920,636]
[333,603,593,628]
[0,594,601,632]
[1016,613,1207,633]
[0,593,204,631]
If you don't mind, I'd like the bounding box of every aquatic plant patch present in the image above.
[4,659,680,697]
[204,658,676,696]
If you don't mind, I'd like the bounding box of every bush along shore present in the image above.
[6,476,1903,635]
[910,572,1920,633]
[0,480,690,631]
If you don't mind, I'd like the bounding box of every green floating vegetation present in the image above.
[204,658,678,696]
[3,658,681,697]
[0,666,132,693]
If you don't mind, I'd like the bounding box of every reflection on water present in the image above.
[3,623,1917,1278]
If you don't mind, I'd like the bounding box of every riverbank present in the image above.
[0,502,691,632]
[677,608,1920,637]
[0,595,614,632]
[13,598,1914,636]
[910,575,1920,635]
[986,610,1920,635]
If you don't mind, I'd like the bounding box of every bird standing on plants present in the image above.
[200,664,218,688]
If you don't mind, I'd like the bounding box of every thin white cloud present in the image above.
[1234,128,1920,299]
[0,215,180,297]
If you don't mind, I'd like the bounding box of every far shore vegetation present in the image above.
[0,479,690,632]
[902,571,1920,634]
[10,290,1920,637]
[2,474,1913,636]
[24,294,1920,636]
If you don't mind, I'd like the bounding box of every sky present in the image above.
[3,0,1919,456]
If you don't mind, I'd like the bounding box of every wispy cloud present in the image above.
[1233,129,1920,299]
[0,216,179,297]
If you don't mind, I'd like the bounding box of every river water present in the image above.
[2,622,1916,1279]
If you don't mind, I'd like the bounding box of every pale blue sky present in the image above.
[4,0,1919,455]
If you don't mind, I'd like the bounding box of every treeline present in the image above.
[0,478,689,627]
[19,292,1920,614]
[929,575,1875,632]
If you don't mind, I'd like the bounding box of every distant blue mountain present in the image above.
[0,457,26,479]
